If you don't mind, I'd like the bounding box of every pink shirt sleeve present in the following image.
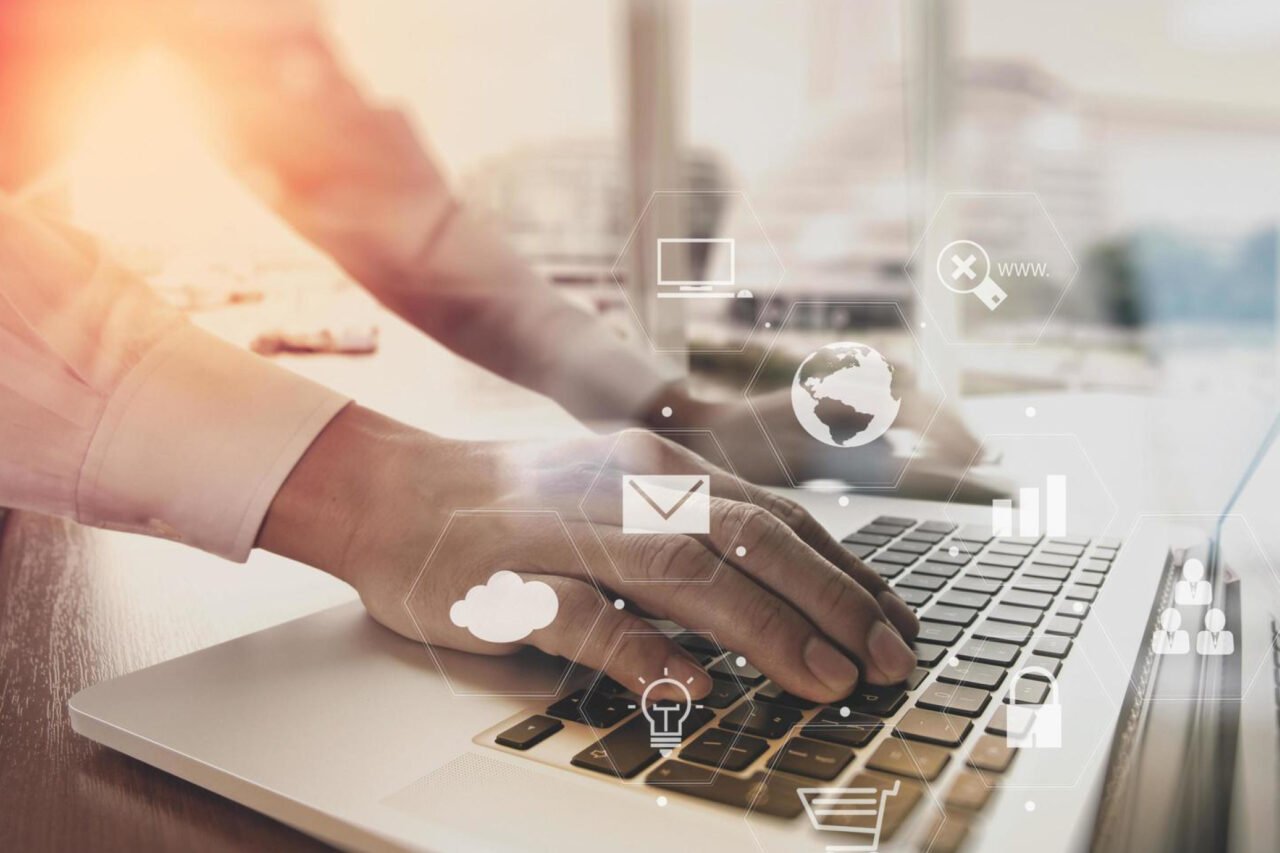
[0,195,349,561]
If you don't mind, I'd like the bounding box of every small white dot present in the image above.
[919,321,927,329]
[735,655,748,668]
[838,495,850,508]
[950,656,961,667]
[1025,406,1037,418]
[1025,800,1036,812]
[1073,601,1084,613]
[661,406,673,418]
[735,545,747,558]
[839,706,851,718]
[614,599,625,610]
[764,322,772,328]
[948,546,959,557]
[656,795,669,807]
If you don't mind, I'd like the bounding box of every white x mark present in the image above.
[950,253,977,280]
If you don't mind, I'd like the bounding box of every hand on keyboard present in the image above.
[263,410,919,703]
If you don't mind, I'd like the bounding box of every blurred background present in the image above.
[28,0,1280,519]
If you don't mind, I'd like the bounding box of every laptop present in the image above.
[68,419,1280,852]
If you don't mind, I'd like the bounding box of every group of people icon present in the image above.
[1151,558,1234,656]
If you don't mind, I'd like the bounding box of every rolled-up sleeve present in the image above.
[0,196,349,561]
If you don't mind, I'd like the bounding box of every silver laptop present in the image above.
[68,423,1280,852]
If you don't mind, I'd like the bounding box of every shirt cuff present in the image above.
[77,322,351,562]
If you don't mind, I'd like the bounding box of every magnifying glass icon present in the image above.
[936,239,1007,311]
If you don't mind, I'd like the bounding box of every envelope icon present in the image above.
[622,475,711,535]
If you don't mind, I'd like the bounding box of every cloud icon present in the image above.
[449,570,559,643]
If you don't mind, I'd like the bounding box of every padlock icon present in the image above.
[1005,666,1061,749]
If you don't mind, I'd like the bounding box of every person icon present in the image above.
[1172,558,1213,604]
[1151,608,1190,655]
[1195,608,1235,656]
[1174,558,1212,606]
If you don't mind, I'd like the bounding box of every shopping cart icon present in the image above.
[798,780,901,853]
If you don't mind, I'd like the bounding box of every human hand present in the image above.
[260,406,919,703]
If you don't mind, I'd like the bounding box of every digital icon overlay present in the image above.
[790,342,901,449]
[992,475,1068,538]
[656,237,750,300]
[1196,608,1234,655]
[449,570,559,643]
[1174,557,1212,605]
[622,475,711,535]
[1006,667,1062,749]
[1151,608,1190,655]
[798,780,901,853]
[629,668,704,756]
[936,239,1008,311]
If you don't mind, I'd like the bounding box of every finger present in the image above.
[603,531,862,703]
[521,574,711,702]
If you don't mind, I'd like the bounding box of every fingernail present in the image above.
[655,655,710,701]
[878,590,921,639]
[868,620,917,678]
[803,637,860,695]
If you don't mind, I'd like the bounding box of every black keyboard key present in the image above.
[939,589,992,610]
[1095,537,1122,549]
[917,622,963,646]
[681,729,768,771]
[972,620,1032,645]
[1041,542,1085,557]
[867,739,951,780]
[1048,536,1090,547]
[889,538,933,555]
[1066,585,1098,603]
[921,604,978,627]
[845,543,877,560]
[956,638,1020,666]
[977,553,1023,569]
[1033,635,1073,658]
[1059,599,1090,618]
[572,716,663,778]
[755,681,817,710]
[1011,576,1062,595]
[1004,678,1050,705]
[988,604,1043,628]
[907,667,929,690]
[895,708,972,747]
[895,586,932,606]
[701,678,748,709]
[1076,571,1107,588]
[953,575,1002,595]
[913,641,948,667]
[897,572,947,592]
[988,541,1034,557]
[870,561,906,580]
[946,770,993,811]
[1082,558,1112,573]
[914,561,962,579]
[937,660,1006,691]
[954,526,994,544]
[710,655,766,685]
[770,736,855,780]
[860,523,905,537]
[985,705,1030,739]
[675,633,721,655]
[720,701,803,739]
[1031,553,1077,569]
[1024,563,1072,581]
[1001,589,1053,610]
[873,515,918,529]
[1092,547,1120,560]
[842,683,908,717]
[875,550,920,566]
[548,689,634,727]
[968,565,1014,582]
[646,761,803,817]
[1021,655,1062,680]
[968,733,1016,773]
[496,715,563,750]
[844,532,892,547]
[804,708,883,747]
[902,530,946,545]
[917,682,991,717]
[1045,615,1083,637]
[929,548,975,566]
[919,520,957,533]
[800,773,925,842]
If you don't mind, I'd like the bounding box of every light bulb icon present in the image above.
[636,668,697,756]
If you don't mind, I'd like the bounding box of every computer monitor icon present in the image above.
[657,237,748,299]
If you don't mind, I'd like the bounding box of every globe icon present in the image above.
[790,342,901,447]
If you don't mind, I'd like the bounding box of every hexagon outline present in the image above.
[400,508,606,699]
[576,428,754,586]
[904,191,1080,348]
[609,189,785,355]
[576,628,756,784]
[1084,511,1280,706]
[740,299,949,491]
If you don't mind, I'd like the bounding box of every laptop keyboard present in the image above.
[484,515,1122,849]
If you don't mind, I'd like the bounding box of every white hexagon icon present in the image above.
[906,192,1079,346]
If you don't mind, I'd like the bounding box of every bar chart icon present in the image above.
[993,475,1067,537]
